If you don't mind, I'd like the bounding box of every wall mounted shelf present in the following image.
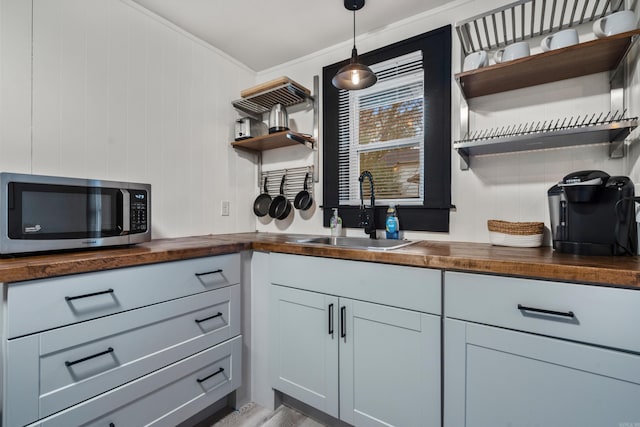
[231,76,319,185]
[454,117,638,165]
[231,131,314,152]
[454,0,639,170]
[456,29,640,99]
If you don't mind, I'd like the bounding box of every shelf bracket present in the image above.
[257,152,262,187]
[610,140,626,158]
[456,78,470,170]
[312,75,320,183]
[457,148,470,170]
[607,34,637,159]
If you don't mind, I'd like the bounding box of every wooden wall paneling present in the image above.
[0,0,33,173]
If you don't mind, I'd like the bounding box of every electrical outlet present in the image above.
[221,200,230,216]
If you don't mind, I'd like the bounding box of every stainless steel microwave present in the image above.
[0,172,151,255]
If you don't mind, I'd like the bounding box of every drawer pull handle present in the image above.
[517,304,575,318]
[65,347,114,367]
[65,288,114,301]
[195,269,223,277]
[197,367,224,383]
[328,303,334,336]
[195,312,223,323]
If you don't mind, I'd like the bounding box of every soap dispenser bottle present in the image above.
[330,208,342,237]
[385,204,399,239]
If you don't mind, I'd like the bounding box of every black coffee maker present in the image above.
[547,170,637,256]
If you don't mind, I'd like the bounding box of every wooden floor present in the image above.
[211,402,326,427]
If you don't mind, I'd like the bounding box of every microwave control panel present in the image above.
[130,190,148,233]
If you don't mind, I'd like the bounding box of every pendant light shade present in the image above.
[332,0,377,91]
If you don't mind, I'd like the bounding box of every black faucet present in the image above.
[358,171,376,239]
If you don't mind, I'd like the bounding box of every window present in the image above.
[323,26,452,232]
[340,51,425,206]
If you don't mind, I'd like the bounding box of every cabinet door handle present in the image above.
[195,269,223,277]
[65,288,114,301]
[65,347,114,367]
[328,303,334,336]
[340,306,346,338]
[197,367,224,383]
[517,304,575,318]
[195,312,223,323]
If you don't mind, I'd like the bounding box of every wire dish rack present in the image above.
[456,0,626,55]
[232,83,314,118]
[454,110,638,155]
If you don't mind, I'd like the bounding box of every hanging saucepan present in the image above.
[269,175,292,220]
[253,177,272,217]
[294,172,313,210]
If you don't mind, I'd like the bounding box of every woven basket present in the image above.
[487,220,544,236]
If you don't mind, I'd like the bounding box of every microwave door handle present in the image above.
[120,189,130,234]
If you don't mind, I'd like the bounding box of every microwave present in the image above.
[0,172,151,255]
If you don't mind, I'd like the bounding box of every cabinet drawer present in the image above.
[269,253,441,314]
[7,253,240,338]
[31,335,242,427]
[445,271,640,353]
[5,285,240,427]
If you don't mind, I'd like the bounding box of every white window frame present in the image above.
[344,68,425,206]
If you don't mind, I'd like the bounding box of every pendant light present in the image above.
[332,0,377,91]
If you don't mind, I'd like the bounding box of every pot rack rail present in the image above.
[259,166,314,200]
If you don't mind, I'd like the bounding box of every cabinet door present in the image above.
[444,319,640,427]
[340,299,441,427]
[269,285,339,418]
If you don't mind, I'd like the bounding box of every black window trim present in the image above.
[322,25,452,232]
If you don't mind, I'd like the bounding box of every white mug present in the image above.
[463,51,488,71]
[494,41,530,63]
[593,10,637,38]
[541,28,579,52]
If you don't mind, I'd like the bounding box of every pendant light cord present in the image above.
[353,9,356,50]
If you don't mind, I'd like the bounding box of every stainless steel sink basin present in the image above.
[288,236,416,251]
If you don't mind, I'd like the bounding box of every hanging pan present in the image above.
[294,172,313,210]
[269,175,292,220]
[253,177,271,217]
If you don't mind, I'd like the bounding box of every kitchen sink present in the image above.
[288,236,416,251]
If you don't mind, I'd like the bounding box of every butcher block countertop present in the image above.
[1,232,639,288]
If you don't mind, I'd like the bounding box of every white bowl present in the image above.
[489,232,543,247]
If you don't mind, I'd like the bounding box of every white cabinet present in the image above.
[269,286,339,417]
[6,254,240,338]
[269,254,441,426]
[444,271,640,427]
[29,336,242,427]
[339,297,440,427]
[3,254,243,427]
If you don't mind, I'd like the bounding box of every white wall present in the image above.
[253,0,640,244]
[0,0,257,238]
[2,0,638,243]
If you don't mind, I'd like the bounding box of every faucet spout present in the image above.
[358,171,376,239]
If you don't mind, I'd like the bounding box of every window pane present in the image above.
[359,147,421,199]
[359,98,423,145]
